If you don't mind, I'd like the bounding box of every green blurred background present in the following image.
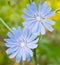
[0,0,60,65]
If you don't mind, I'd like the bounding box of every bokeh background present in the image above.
[0,0,60,65]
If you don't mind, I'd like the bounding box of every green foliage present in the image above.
[0,0,60,65]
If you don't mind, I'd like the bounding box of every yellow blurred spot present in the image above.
[50,15,60,20]
[56,1,60,8]
[47,0,51,6]
[13,62,18,65]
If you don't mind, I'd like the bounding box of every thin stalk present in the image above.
[0,18,13,33]
[29,0,32,3]
[33,49,37,65]
[33,35,42,65]
[22,61,25,65]
[55,8,60,13]
[40,0,42,4]
[29,0,34,4]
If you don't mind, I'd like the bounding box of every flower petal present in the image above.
[22,48,26,61]
[12,27,17,33]
[27,2,36,14]
[32,22,39,33]
[11,27,22,39]
[26,48,33,57]
[27,4,33,12]
[44,11,56,18]
[4,39,15,43]
[26,53,30,61]
[6,47,18,54]
[7,32,13,38]
[9,49,19,59]
[29,38,39,44]
[42,20,54,32]
[23,28,30,38]
[23,9,34,17]
[28,33,38,42]
[45,20,55,25]
[42,7,51,17]
[5,43,16,48]
[42,1,48,12]
[27,43,38,49]
[14,27,22,37]
[16,49,22,63]
[39,22,46,35]
[23,20,35,27]
[22,15,31,20]
[31,2,36,13]
[23,27,32,40]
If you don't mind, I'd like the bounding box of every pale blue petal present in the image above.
[23,20,35,27]
[29,38,39,44]
[7,32,13,38]
[44,11,56,18]
[6,47,18,54]
[37,23,41,35]
[42,20,54,31]
[7,32,16,41]
[27,4,33,12]
[23,21,33,27]
[27,4,35,15]
[5,41,16,45]
[23,9,34,17]
[12,27,17,33]
[27,3,36,14]
[27,43,38,49]
[25,48,31,61]
[23,28,31,39]
[9,50,19,59]
[28,33,38,42]
[13,27,22,38]
[23,27,29,38]
[16,49,22,63]
[38,3,42,11]
[22,15,32,20]
[22,48,26,61]
[31,2,36,13]
[26,54,30,61]
[32,22,39,33]
[17,27,22,35]
[28,21,35,29]
[43,1,48,9]
[5,43,16,48]
[41,1,48,12]
[39,22,45,35]
[42,7,51,17]
[7,27,21,41]
[4,39,15,43]
[45,20,55,25]
[26,48,33,57]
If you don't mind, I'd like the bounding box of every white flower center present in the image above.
[36,16,40,21]
[20,42,26,47]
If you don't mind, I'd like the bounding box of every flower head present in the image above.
[4,27,38,63]
[22,1,56,35]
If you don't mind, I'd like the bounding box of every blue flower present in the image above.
[22,1,56,35]
[4,27,39,63]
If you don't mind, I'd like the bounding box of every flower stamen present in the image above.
[20,42,26,47]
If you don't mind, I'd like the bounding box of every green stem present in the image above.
[33,49,37,65]
[40,0,42,4]
[0,18,13,33]
[29,0,32,3]
[22,61,25,65]
[29,0,34,4]
[55,8,60,12]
